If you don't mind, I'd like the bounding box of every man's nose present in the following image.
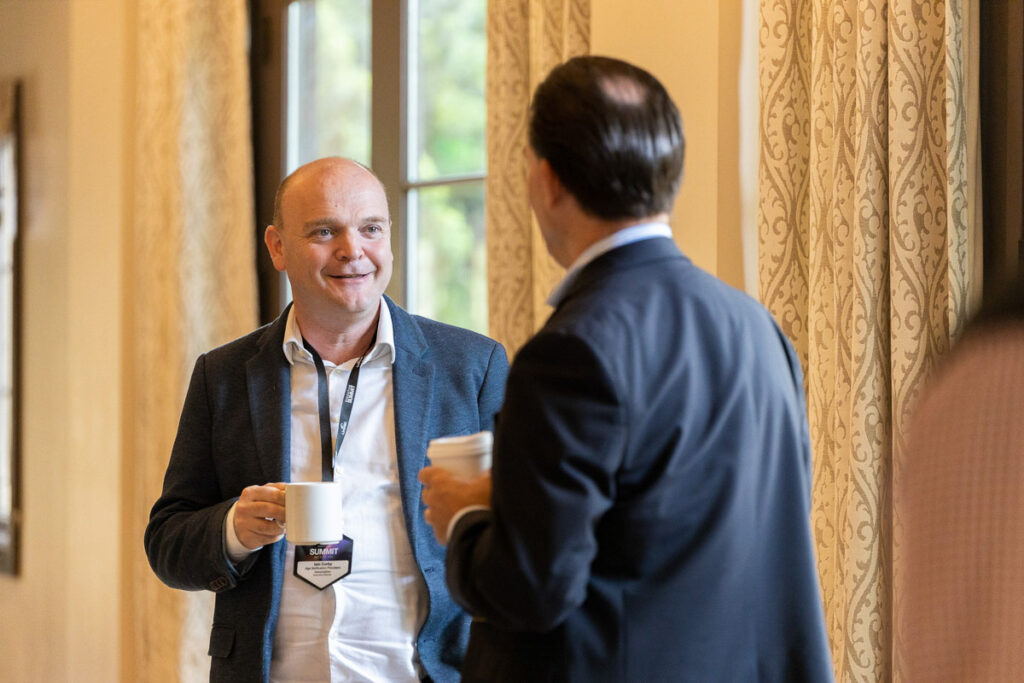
[332,230,363,261]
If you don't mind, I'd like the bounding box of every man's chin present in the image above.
[328,293,381,317]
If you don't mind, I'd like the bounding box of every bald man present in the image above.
[146,158,509,683]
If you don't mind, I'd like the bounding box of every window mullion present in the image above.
[371,0,408,307]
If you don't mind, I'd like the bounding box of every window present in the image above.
[251,0,488,334]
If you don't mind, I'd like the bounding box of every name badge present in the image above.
[293,536,354,590]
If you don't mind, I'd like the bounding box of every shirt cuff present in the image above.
[225,502,261,564]
[446,504,491,544]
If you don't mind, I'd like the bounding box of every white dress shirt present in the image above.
[226,300,428,682]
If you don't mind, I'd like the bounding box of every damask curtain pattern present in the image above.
[759,1,975,680]
[486,0,590,355]
[127,1,258,681]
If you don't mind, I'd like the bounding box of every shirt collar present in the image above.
[547,222,673,306]
[282,297,396,367]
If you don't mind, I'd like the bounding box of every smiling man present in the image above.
[145,157,509,683]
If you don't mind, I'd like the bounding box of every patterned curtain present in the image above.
[126,1,258,681]
[758,1,978,681]
[486,0,590,354]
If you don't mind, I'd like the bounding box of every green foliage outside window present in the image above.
[414,0,487,333]
[313,0,371,163]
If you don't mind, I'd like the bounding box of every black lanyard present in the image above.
[302,331,377,482]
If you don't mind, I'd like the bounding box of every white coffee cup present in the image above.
[427,431,493,480]
[285,481,344,545]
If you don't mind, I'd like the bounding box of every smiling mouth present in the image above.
[328,272,372,280]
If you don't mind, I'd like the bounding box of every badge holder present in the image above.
[293,335,374,591]
[293,536,354,590]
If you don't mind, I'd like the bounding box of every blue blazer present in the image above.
[145,298,509,683]
[446,238,834,682]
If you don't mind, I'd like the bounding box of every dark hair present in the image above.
[528,55,685,221]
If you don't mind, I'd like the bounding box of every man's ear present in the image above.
[264,225,287,273]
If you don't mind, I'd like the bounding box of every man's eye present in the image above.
[316,228,333,238]
[364,225,382,234]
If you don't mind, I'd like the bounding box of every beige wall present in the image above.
[591,0,750,290]
[0,2,72,679]
[0,1,128,681]
[0,3,72,681]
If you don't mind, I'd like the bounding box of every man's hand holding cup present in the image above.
[419,431,493,544]
[233,482,287,549]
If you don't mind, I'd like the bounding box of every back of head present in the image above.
[528,55,685,221]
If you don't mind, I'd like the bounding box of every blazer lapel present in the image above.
[387,297,436,553]
[246,307,292,484]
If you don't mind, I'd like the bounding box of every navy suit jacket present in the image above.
[446,238,834,682]
[145,298,509,683]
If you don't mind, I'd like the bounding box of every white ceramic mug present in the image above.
[427,431,493,480]
[285,481,344,545]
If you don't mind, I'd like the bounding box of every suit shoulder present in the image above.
[551,256,781,352]
[197,321,274,366]
[412,315,505,357]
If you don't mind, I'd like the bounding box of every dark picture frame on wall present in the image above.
[0,79,22,576]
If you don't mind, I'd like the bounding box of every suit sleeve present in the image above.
[774,323,813,499]
[447,331,624,632]
[144,354,258,593]
[476,341,510,431]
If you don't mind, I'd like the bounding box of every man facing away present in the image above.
[420,56,834,682]
[146,157,509,682]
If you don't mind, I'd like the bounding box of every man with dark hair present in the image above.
[146,157,508,682]
[420,56,833,682]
